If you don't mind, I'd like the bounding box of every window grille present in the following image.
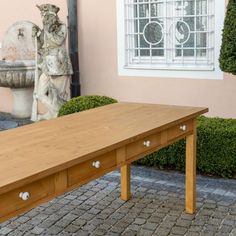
[124,0,214,70]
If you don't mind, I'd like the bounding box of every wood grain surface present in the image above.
[0,103,208,195]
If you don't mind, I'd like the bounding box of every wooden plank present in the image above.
[121,164,131,201]
[185,119,197,214]
[116,147,126,166]
[167,119,193,141]
[0,175,55,221]
[0,193,55,224]
[0,103,208,195]
[54,170,68,194]
[126,132,161,159]
[68,151,116,186]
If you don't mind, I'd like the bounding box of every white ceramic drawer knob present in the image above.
[92,161,101,169]
[143,140,151,147]
[19,192,30,201]
[180,125,187,131]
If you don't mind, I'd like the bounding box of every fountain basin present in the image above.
[0,60,35,118]
[0,21,37,118]
[0,60,35,88]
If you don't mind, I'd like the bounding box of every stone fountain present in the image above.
[0,21,36,118]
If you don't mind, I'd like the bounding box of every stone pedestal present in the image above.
[12,88,33,118]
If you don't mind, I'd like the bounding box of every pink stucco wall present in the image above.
[0,0,236,118]
[0,0,67,113]
[78,0,236,118]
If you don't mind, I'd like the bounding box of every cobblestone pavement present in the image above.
[0,166,236,236]
[0,112,32,131]
[0,113,235,235]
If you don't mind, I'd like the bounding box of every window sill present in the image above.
[125,64,214,71]
[118,66,223,80]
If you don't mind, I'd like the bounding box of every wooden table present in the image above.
[0,103,208,223]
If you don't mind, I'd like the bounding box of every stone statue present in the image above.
[31,4,73,121]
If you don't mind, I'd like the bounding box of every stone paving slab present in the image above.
[0,166,236,236]
[0,112,32,131]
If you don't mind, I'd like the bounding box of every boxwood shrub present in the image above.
[59,98,236,178]
[219,0,236,74]
[58,95,117,117]
[136,116,236,178]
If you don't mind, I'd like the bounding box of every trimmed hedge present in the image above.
[58,95,117,117]
[136,116,236,178]
[219,0,236,74]
[59,98,236,178]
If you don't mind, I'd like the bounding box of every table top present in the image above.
[0,103,208,194]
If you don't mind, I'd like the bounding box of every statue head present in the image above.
[36,4,60,17]
[36,4,60,29]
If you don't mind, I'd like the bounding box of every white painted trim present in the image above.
[116,0,225,80]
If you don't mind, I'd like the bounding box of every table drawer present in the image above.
[0,176,55,218]
[126,133,161,159]
[68,151,117,186]
[167,120,193,141]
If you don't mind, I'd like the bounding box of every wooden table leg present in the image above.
[121,164,131,201]
[185,120,197,214]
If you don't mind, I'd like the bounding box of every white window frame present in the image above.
[117,0,225,80]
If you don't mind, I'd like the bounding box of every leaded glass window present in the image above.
[124,0,214,70]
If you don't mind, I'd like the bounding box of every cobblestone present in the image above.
[0,227,12,235]
[0,158,235,235]
[0,112,32,130]
[30,226,45,235]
